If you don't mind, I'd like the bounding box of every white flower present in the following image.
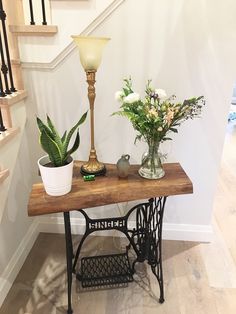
[158,127,163,131]
[155,89,167,99]
[124,92,140,104]
[115,91,125,102]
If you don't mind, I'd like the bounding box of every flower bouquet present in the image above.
[113,78,205,179]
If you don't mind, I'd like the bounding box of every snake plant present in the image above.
[37,112,87,167]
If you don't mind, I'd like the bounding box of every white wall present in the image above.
[0,121,38,306]
[22,0,236,241]
[0,130,33,273]
[0,102,26,221]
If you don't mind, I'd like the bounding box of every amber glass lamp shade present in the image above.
[71,36,110,70]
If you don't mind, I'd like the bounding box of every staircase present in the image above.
[0,0,54,220]
[0,0,62,210]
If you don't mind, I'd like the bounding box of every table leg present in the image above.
[148,197,166,303]
[64,212,73,314]
[68,199,166,305]
[130,197,166,303]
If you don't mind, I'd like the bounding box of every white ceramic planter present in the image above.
[38,155,73,196]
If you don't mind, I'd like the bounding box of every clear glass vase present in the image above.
[138,139,165,179]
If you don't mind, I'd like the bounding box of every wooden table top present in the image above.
[28,161,193,217]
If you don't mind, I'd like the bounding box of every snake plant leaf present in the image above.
[37,111,87,167]
[40,130,63,167]
[61,131,67,143]
[46,115,62,140]
[37,117,54,139]
[46,115,63,151]
[77,111,88,127]
[65,131,80,162]
[63,111,88,155]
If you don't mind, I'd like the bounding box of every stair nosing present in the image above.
[9,25,58,36]
[0,128,20,148]
[0,90,27,107]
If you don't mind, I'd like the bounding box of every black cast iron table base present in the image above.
[63,196,167,314]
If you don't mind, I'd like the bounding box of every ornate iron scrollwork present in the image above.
[72,197,167,303]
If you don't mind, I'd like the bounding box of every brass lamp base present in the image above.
[81,163,106,176]
[80,150,106,176]
[81,162,106,176]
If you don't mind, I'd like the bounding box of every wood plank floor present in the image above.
[1,123,236,314]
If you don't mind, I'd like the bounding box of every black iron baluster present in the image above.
[0,32,11,94]
[41,0,47,25]
[29,0,35,25]
[0,107,6,132]
[0,0,16,93]
[0,70,6,97]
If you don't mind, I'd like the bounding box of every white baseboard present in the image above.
[0,220,39,308]
[38,216,213,242]
[163,222,213,242]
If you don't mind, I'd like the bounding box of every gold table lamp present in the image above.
[71,36,110,175]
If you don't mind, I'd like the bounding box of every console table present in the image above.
[28,161,193,314]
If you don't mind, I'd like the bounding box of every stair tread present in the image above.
[9,25,58,36]
[0,90,27,107]
[11,59,21,65]
[0,59,21,65]
[0,128,20,148]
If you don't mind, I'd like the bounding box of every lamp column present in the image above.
[80,70,106,175]
[87,70,96,157]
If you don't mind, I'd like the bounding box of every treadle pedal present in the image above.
[78,252,134,288]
